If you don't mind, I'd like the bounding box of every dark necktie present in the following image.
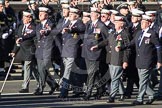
[138,30,144,47]
[132,26,136,32]
[62,19,66,27]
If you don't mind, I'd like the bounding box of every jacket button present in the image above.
[38,46,40,48]
[62,44,64,46]
[137,54,139,56]
[109,51,111,53]
[110,46,112,48]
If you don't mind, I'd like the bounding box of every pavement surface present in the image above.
[0,63,162,108]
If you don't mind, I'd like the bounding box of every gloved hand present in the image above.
[2,33,9,39]
[9,29,13,35]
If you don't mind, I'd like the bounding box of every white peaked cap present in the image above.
[114,16,125,22]
[142,15,152,21]
[60,0,69,4]
[159,1,162,4]
[132,8,144,15]
[127,1,135,5]
[145,11,156,16]
[39,7,49,12]
[110,10,119,15]
[83,12,90,16]
[132,12,141,17]
[70,7,79,13]
[23,11,32,16]
[101,9,111,14]
[62,4,70,9]
[90,7,100,13]
[91,0,99,4]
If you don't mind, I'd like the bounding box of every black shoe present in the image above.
[71,92,85,98]
[152,81,159,88]
[58,95,67,98]
[132,100,143,105]
[82,95,90,100]
[49,84,59,95]
[124,95,131,99]
[118,95,125,101]
[145,99,155,105]
[33,91,43,95]
[107,97,115,103]
[19,89,29,93]
[94,94,102,100]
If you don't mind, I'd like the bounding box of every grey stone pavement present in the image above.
[0,63,162,108]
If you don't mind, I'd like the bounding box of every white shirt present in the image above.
[139,27,149,46]
[150,22,155,29]
[70,20,77,27]
[22,23,30,33]
[133,22,139,28]
[159,27,162,39]
[92,19,98,26]
[41,19,47,28]
[105,20,110,26]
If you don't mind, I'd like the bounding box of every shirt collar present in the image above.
[150,22,155,28]
[133,22,139,27]
[70,20,77,26]
[116,29,123,34]
[24,23,30,28]
[41,20,48,28]
[142,27,149,33]
[105,20,110,26]
[92,19,98,26]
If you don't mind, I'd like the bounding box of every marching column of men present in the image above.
[1,0,162,106]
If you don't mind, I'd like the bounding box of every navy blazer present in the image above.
[122,28,162,69]
[61,19,85,58]
[35,19,54,65]
[82,20,108,61]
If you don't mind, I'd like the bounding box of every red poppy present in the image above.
[116,35,122,41]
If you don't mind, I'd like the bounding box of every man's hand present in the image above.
[16,38,22,44]
[40,29,46,35]
[123,62,128,69]
[157,62,162,70]
[115,46,121,52]
[90,45,98,51]
[62,28,70,34]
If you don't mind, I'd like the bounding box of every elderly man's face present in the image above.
[131,16,139,23]
[114,20,124,30]
[90,12,100,22]
[82,16,90,24]
[39,12,48,21]
[62,8,69,17]
[69,12,78,21]
[141,20,150,30]
[101,13,110,22]
[23,15,31,24]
